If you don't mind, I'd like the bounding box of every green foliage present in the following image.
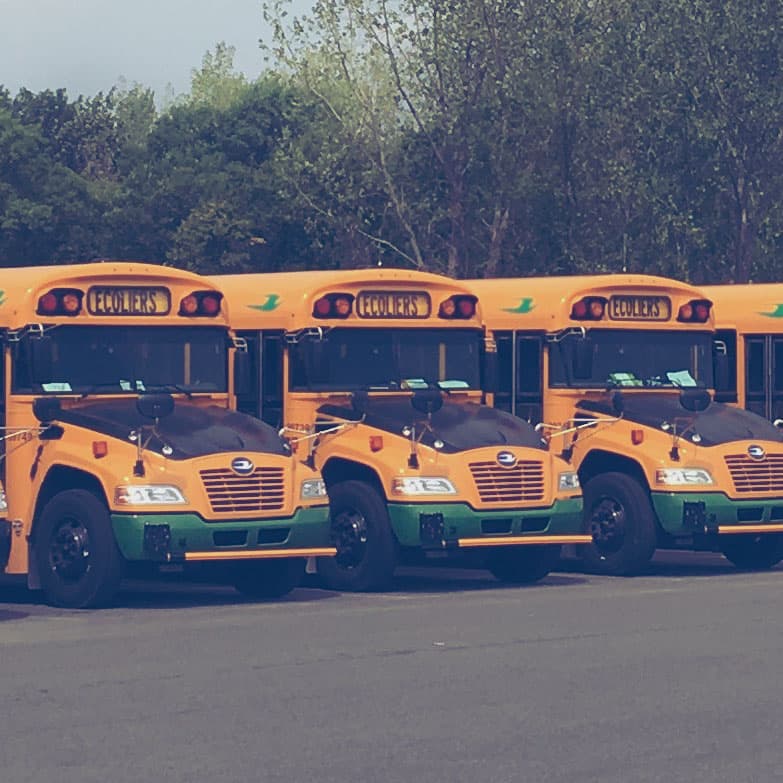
[3,3,783,281]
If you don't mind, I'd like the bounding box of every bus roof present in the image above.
[702,284,783,333]
[212,268,481,330]
[0,260,225,329]
[467,274,710,331]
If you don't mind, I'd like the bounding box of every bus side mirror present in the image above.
[572,340,594,380]
[482,350,498,394]
[137,393,175,421]
[33,396,62,424]
[234,350,252,396]
[30,336,54,384]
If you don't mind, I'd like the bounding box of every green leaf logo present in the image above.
[502,297,535,314]
[248,294,280,312]
[759,304,783,318]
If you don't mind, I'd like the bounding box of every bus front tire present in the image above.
[317,480,397,592]
[721,534,783,570]
[580,473,657,576]
[486,545,560,584]
[232,558,305,599]
[34,489,123,608]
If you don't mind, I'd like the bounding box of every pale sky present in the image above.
[0,0,311,101]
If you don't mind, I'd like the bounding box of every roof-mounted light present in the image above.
[312,293,355,319]
[677,299,712,323]
[438,295,477,320]
[37,288,84,317]
[571,296,607,321]
[179,290,223,317]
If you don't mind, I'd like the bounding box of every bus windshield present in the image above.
[289,327,482,392]
[550,329,715,389]
[12,326,228,394]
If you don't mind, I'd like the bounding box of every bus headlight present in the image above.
[114,485,187,505]
[558,472,580,491]
[655,469,714,486]
[391,477,457,496]
[301,479,327,499]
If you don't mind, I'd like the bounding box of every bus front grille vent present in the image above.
[724,454,783,494]
[469,460,545,503]
[200,467,286,514]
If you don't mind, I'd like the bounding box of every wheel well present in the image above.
[33,466,108,533]
[578,450,649,490]
[320,457,385,497]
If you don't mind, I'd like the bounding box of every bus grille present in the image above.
[724,454,783,494]
[469,460,545,503]
[200,467,286,513]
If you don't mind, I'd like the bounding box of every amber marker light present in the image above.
[631,429,644,445]
[179,294,199,315]
[369,435,384,452]
[92,441,109,458]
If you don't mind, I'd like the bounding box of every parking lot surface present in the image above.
[2,552,782,783]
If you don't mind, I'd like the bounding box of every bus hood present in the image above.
[51,400,291,459]
[577,393,783,446]
[318,397,547,453]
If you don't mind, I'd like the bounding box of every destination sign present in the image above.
[356,290,431,319]
[87,286,171,316]
[608,295,671,321]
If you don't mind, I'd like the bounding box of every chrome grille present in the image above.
[469,460,545,503]
[200,467,285,513]
[724,454,783,494]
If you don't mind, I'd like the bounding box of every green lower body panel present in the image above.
[386,498,585,548]
[110,505,333,562]
[651,491,783,536]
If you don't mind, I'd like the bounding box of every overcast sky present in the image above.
[0,0,311,101]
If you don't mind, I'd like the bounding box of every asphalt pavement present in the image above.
[1,552,782,783]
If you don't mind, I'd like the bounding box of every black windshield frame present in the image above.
[288,327,483,393]
[549,329,715,389]
[12,325,229,395]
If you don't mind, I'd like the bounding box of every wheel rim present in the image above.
[331,507,368,570]
[48,516,92,583]
[588,496,626,555]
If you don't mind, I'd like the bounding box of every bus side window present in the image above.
[260,332,285,429]
[745,337,766,418]
[772,338,783,421]
[515,333,544,425]
[494,331,513,413]
[713,329,737,403]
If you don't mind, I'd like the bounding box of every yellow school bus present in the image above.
[0,261,333,608]
[703,284,783,420]
[469,274,783,574]
[213,269,588,591]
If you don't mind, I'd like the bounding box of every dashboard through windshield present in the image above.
[549,329,715,389]
[12,325,228,394]
[289,327,483,392]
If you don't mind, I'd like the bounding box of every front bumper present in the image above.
[386,498,588,549]
[110,506,335,562]
[651,491,783,536]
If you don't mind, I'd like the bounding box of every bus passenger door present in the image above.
[494,331,544,425]
[234,330,285,428]
[743,335,783,421]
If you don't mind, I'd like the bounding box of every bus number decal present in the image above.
[356,290,431,319]
[87,286,172,316]
[608,295,671,321]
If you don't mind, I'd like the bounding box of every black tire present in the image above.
[317,480,397,591]
[232,558,305,599]
[721,534,783,570]
[580,472,657,576]
[486,545,560,584]
[34,489,123,608]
